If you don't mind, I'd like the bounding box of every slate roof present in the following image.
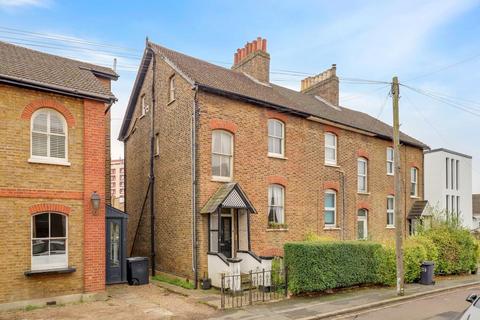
[200,182,256,214]
[473,194,480,216]
[0,41,118,102]
[408,200,429,218]
[119,41,427,148]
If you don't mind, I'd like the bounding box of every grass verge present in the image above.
[152,274,195,289]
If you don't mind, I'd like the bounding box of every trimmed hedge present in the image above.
[284,241,383,294]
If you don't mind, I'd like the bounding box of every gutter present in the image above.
[0,74,116,103]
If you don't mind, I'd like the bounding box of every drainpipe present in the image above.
[147,43,156,277]
[336,169,346,240]
[192,85,199,288]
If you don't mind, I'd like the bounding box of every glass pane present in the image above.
[33,214,49,238]
[110,222,120,266]
[32,239,49,256]
[357,221,364,239]
[50,239,66,255]
[220,132,231,155]
[33,113,48,132]
[220,155,230,177]
[387,162,393,173]
[387,197,394,210]
[50,214,66,237]
[50,135,66,159]
[268,120,275,135]
[325,133,335,146]
[268,137,274,153]
[50,113,65,134]
[276,207,284,224]
[358,176,365,191]
[212,132,221,153]
[326,148,335,162]
[358,160,366,174]
[270,137,281,154]
[325,193,335,208]
[274,121,283,137]
[358,209,366,217]
[269,207,278,223]
[32,132,48,157]
[212,154,221,176]
[325,210,334,224]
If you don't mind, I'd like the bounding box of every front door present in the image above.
[106,218,124,283]
[357,209,368,240]
[219,216,232,258]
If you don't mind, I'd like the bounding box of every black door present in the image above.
[106,218,123,283]
[219,216,232,258]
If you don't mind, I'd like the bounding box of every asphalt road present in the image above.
[331,286,480,320]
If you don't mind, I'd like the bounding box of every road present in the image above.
[330,286,480,320]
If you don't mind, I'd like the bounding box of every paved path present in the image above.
[213,274,480,319]
[331,286,480,320]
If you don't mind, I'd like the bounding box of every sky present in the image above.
[1,0,480,191]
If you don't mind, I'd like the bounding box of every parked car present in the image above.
[457,294,480,319]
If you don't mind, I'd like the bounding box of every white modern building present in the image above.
[424,148,473,229]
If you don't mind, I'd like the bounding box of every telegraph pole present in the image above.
[392,76,404,296]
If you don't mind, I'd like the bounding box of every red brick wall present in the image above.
[83,99,106,292]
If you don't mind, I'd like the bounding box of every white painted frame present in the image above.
[268,184,285,224]
[411,167,418,197]
[324,189,337,227]
[324,132,337,165]
[29,108,69,166]
[211,130,233,181]
[357,209,368,240]
[357,157,368,193]
[267,119,285,158]
[387,195,395,227]
[31,212,68,271]
[386,147,394,175]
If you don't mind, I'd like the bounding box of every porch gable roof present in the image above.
[200,182,256,214]
[408,200,430,218]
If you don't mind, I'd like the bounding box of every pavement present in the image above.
[211,274,480,319]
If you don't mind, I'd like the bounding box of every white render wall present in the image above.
[424,149,472,229]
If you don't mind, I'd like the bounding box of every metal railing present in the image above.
[220,267,288,309]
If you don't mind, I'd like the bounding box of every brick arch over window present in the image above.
[357,201,370,210]
[21,99,76,128]
[323,125,340,135]
[29,203,72,215]
[209,118,237,134]
[323,181,339,192]
[266,109,288,122]
[267,175,288,186]
[356,149,369,159]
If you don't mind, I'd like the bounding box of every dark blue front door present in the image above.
[106,206,127,284]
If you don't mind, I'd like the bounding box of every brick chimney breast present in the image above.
[232,37,270,83]
[301,64,339,106]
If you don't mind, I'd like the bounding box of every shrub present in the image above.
[304,231,336,242]
[423,226,478,274]
[403,238,428,283]
[374,244,396,286]
[284,241,383,294]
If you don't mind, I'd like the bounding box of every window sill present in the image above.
[324,163,340,168]
[386,225,395,229]
[268,153,287,160]
[211,176,232,183]
[24,267,76,276]
[167,99,176,106]
[266,228,289,232]
[387,173,394,176]
[28,158,71,166]
[410,196,420,199]
[357,192,370,195]
[324,226,341,230]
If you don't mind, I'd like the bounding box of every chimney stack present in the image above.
[232,37,270,83]
[301,64,339,106]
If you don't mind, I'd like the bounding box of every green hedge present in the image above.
[284,241,383,294]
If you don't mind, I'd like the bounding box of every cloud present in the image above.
[0,0,51,8]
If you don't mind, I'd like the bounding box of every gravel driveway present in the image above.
[0,284,218,320]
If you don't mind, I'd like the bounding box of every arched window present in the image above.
[324,132,337,165]
[357,157,368,193]
[324,189,337,227]
[212,130,233,180]
[268,184,285,224]
[357,209,368,240]
[30,109,68,164]
[31,212,68,270]
[268,119,285,157]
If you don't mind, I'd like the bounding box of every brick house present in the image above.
[119,38,427,287]
[0,41,117,303]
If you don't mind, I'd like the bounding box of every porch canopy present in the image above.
[408,200,429,219]
[200,182,256,214]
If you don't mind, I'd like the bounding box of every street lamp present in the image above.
[90,191,101,214]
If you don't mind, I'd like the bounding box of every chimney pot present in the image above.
[232,37,270,82]
[301,65,339,106]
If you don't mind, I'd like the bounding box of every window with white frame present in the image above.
[31,109,68,163]
[141,95,149,116]
[268,119,285,157]
[211,130,233,180]
[386,147,394,175]
[410,167,418,197]
[324,132,337,165]
[387,196,395,227]
[169,75,176,102]
[324,189,336,227]
[268,184,285,224]
[357,158,368,193]
[31,212,67,270]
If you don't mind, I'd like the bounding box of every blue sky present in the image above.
[1,0,480,191]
